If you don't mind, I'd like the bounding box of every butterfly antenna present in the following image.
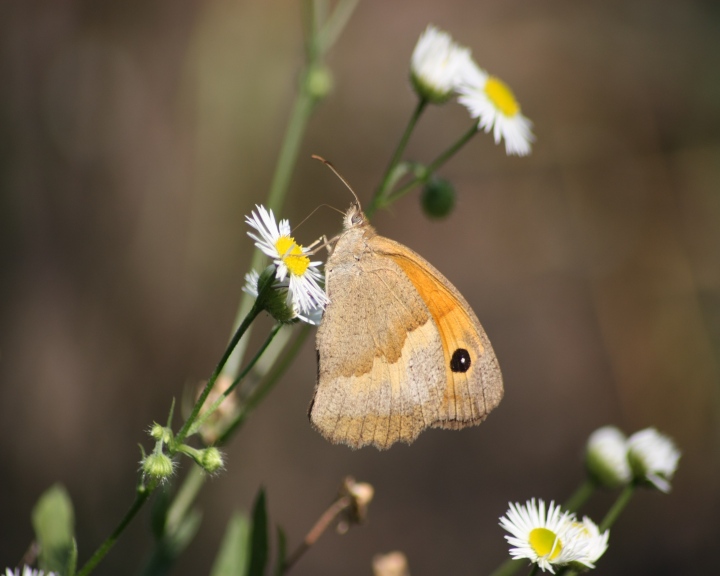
[311,154,362,207]
[292,203,344,233]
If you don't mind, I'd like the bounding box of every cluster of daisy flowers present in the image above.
[586,426,681,492]
[500,499,609,573]
[410,25,534,156]
[499,426,679,573]
[245,205,328,325]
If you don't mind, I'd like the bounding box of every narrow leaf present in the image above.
[247,489,268,576]
[209,512,250,576]
[273,526,287,576]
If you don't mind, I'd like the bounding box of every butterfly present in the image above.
[309,160,503,449]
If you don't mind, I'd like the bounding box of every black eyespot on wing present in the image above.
[450,348,471,373]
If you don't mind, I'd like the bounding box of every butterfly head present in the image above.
[343,202,368,230]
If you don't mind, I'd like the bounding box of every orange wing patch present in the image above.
[387,252,486,424]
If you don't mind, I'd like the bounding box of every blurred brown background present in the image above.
[1,1,719,574]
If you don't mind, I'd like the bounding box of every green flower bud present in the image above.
[176,444,224,474]
[142,453,175,481]
[306,65,333,101]
[421,177,456,219]
[149,423,173,444]
[200,447,225,473]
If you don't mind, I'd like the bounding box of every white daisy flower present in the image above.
[627,428,680,493]
[457,61,534,156]
[410,25,473,103]
[245,205,329,319]
[567,516,610,569]
[499,499,592,573]
[586,426,632,488]
[5,568,57,576]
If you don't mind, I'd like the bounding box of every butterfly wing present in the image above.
[311,229,503,450]
[373,236,504,431]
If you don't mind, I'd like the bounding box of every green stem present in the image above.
[367,98,428,217]
[221,0,358,382]
[221,85,315,382]
[76,484,154,576]
[164,465,207,535]
[175,299,264,446]
[384,122,479,206]
[317,0,359,53]
[217,324,312,445]
[600,484,635,531]
[563,479,596,513]
[189,323,283,437]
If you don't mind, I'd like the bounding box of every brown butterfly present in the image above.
[309,159,503,449]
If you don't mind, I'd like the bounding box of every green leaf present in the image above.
[273,526,287,576]
[209,512,250,576]
[31,484,76,576]
[247,489,269,576]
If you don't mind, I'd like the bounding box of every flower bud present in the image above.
[200,447,225,474]
[142,453,175,482]
[306,65,333,101]
[585,426,631,488]
[410,25,471,104]
[149,423,173,444]
[421,177,456,219]
[627,428,680,493]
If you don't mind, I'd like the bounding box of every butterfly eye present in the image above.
[450,348,471,373]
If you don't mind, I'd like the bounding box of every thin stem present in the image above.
[282,496,352,573]
[76,484,154,576]
[600,483,635,532]
[222,0,350,382]
[175,300,263,445]
[383,122,479,206]
[164,464,207,535]
[368,98,428,217]
[563,479,596,513]
[189,323,283,436]
[217,324,312,445]
[317,0,359,53]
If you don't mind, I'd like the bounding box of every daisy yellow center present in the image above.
[275,236,310,276]
[485,76,520,117]
[529,528,563,560]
